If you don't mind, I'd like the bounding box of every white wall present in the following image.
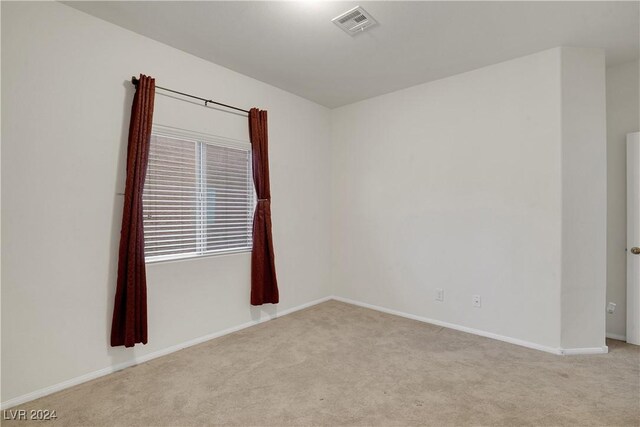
[332,47,607,352]
[1,2,332,403]
[332,49,564,349]
[559,48,607,350]
[606,60,640,339]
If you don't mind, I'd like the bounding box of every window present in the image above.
[143,126,254,262]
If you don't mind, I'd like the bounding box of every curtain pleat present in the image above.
[249,108,279,305]
[111,74,155,347]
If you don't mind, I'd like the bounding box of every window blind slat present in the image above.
[144,220,252,225]
[146,234,252,246]
[145,179,251,189]
[144,229,252,240]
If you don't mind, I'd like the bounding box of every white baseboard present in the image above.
[332,296,608,357]
[559,346,609,355]
[0,296,332,410]
[606,332,626,341]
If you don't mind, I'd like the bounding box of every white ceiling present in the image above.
[65,1,639,108]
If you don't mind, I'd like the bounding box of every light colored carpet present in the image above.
[5,300,640,426]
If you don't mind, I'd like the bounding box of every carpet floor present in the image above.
[5,300,640,426]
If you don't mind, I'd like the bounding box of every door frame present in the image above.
[627,132,640,345]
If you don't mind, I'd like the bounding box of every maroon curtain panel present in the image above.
[111,74,155,347]
[249,108,279,305]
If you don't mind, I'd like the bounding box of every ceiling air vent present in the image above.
[332,6,377,35]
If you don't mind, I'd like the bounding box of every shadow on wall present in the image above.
[249,305,278,322]
[105,80,135,364]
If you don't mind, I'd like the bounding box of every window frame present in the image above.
[144,124,255,264]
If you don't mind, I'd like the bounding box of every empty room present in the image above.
[1,1,639,425]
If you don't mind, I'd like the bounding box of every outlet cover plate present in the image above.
[472,295,481,308]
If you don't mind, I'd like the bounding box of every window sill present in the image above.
[145,247,252,265]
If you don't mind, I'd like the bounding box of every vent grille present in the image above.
[338,10,362,24]
[332,6,377,35]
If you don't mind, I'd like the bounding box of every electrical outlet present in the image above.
[607,302,616,314]
[436,288,444,302]
[472,295,481,308]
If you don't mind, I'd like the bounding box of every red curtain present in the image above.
[249,108,279,305]
[111,74,155,347]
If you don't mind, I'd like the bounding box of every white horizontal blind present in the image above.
[204,143,254,253]
[143,128,254,262]
[143,134,198,259]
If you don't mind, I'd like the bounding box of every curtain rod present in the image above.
[131,76,250,114]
